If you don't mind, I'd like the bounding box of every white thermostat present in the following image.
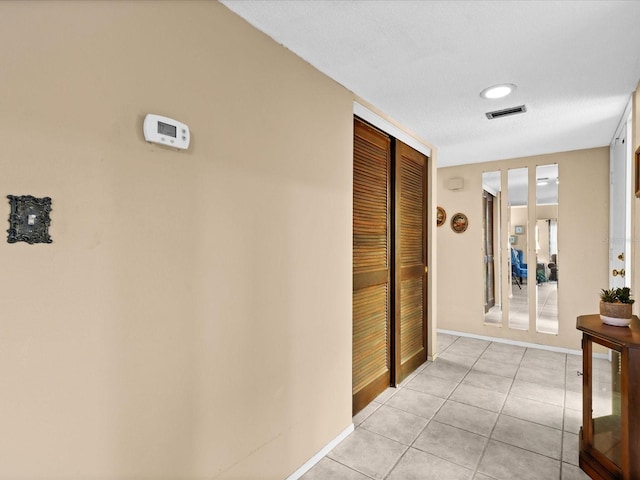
[143,113,190,150]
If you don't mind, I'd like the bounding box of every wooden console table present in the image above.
[577,314,640,479]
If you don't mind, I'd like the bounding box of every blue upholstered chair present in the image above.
[511,248,527,283]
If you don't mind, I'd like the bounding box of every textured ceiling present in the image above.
[220,0,640,167]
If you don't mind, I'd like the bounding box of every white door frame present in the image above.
[609,99,632,289]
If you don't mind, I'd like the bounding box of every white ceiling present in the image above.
[220,0,640,167]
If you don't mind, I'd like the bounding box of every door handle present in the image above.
[612,268,626,277]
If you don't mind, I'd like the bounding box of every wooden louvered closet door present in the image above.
[393,141,428,385]
[352,118,391,414]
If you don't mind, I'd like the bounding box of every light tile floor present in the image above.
[301,333,591,480]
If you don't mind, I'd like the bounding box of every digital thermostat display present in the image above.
[157,121,176,138]
[143,114,190,150]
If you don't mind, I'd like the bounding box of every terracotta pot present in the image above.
[600,301,632,327]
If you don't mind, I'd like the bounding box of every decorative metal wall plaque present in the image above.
[7,195,53,244]
[450,212,469,233]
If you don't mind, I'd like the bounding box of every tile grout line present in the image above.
[381,334,471,479]
[425,339,568,474]
[472,342,525,478]
[341,336,575,480]
[426,339,572,474]
[400,337,495,477]
[324,457,377,480]
[344,337,569,480]
[456,339,495,478]
[380,335,462,479]
[558,352,569,480]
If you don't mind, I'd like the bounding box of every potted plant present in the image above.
[600,287,635,326]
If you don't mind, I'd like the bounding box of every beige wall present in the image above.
[438,148,609,350]
[0,2,355,478]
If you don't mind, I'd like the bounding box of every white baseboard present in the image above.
[437,328,583,356]
[286,423,355,480]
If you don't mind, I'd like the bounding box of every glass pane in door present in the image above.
[592,348,622,467]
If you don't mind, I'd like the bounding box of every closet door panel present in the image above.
[352,118,391,414]
[394,141,428,384]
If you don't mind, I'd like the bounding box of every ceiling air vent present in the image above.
[485,105,527,120]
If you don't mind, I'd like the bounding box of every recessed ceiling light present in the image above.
[480,83,517,99]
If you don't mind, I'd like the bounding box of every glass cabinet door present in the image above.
[578,315,640,479]
[590,343,622,467]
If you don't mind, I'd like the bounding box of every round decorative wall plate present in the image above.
[451,212,468,233]
[437,206,446,227]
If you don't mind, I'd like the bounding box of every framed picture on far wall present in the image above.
[509,235,516,245]
[515,225,524,235]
